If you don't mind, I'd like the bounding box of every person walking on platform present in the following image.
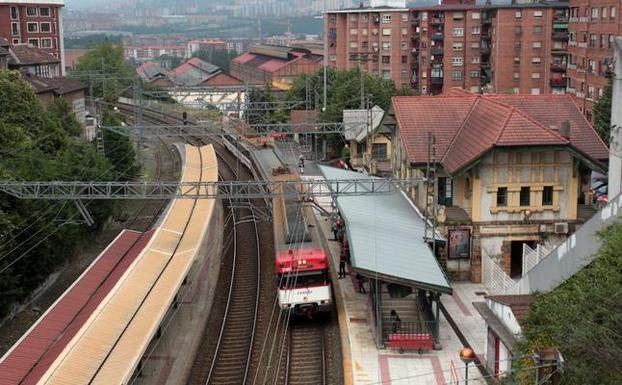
[298,155,305,174]
[339,253,347,279]
[356,272,366,293]
[390,309,401,333]
[331,219,339,241]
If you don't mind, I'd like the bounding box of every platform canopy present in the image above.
[320,166,452,294]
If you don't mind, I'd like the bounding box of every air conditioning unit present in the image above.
[554,222,568,234]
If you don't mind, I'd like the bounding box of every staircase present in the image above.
[380,293,429,339]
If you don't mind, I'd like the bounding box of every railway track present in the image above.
[204,154,261,385]
[285,323,327,385]
[116,102,340,385]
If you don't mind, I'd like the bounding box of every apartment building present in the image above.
[0,0,65,72]
[326,5,413,89]
[567,0,621,120]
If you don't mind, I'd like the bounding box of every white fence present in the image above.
[522,243,550,277]
[482,255,519,295]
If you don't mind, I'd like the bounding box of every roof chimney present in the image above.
[559,120,571,139]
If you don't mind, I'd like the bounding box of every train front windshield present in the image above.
[278,270,328,289]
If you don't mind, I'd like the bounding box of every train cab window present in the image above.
[280,270,328,289]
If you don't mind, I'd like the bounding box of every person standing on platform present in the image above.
[298,155,305,174]
[331,218,340,241]
[339,253,347,278]
[390,309,401,333]
[356,273,366,293]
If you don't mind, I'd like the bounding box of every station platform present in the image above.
[301,162,491,384]
[0,229,153,385]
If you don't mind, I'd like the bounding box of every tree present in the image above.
[0,70,114,317]
[592,78,612,144]
[511,223,622,385]
[73,41,135,102]
[101,110,140,180]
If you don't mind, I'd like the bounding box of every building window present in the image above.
[401,55,407,63]
[514,56,521,64]
[470,56,480,64]
[26,7,38,17]
[361,14,368,22]
[27,22,38,33]
[452,42,463,51]
[532,41,542,48]
[329,55,337,62]
[401,13,408,22]
[532,57,541,64]
[534,10,543,17]
[513,72,520,80]
[12,38,19,44]
[611,7,616,18]
[35,64,50,77]
[453,12,464,20]
[382,15,392,23]
[362,41,368,49]
[497,187,508,206]
[382,41,391,50]
[470,70,479,78]
[402,27,408,35]
[600,34,605,48]
[11,23,19,36]
[350,42,358,49]
[452,28,464,37]
[602,7,608,19]
[452,70,463,80]
[472,26,480,35]
[28,38,39,47]
[472,12,481,19]
[362,28,368,36]
[10,6,18,19]
[591,7,598,19]
[531,87,541,95]
[382,56,390,64]
[382,69,390,79]
[514,41,521,49]
[40,38,52,48]
[588,59,596,73]
[542,186,554,206]
[349,54,358,61]
[401,41,408,50]
[438,177,453,206]
[590,33,596,48]
[350,28,358,35]
[533,26,542,34]
[520,187,530,206]
[40,22,51,33]
[39,7,50,17]
[471,42,480,49]
[382,28,391,36]
[452,57,463,66]
[531,72,541,79]
[350,14,358,21]
[588,85,594,99]
[372,143,387,159]
[512,87,520,94]
[515,10,522,19]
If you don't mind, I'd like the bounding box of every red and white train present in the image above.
[273,178,332,316]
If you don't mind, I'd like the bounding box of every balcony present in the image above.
[552,31,569,41]
[568,41,577,47]
[577,42,588,48]
[431,33,444,41]
[551,45,568,53]
[412,48,419,56]
[550,77,568,88]
[431,47,444,56]
[480,45,491,55]
[430,76,443,85]
[551,62,567,72]
[553,15,569,23]
[567,63,576,70]
[412,17,420,26]
[430,17,444,26]
[576,91,585,98]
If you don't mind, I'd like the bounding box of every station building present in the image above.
[384,90,608,282]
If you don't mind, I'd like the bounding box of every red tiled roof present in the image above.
[0,230,153,385]
[199,72,243,86]
[392,93,608,174]
[8,44,60,65]
[232,52,256,64]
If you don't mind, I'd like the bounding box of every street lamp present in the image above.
[460,347,476,385]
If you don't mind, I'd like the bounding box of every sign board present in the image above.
[448,229,470,259]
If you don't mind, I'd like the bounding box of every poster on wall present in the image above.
[448,229,470,259]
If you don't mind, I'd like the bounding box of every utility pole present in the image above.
[608,37,622,198]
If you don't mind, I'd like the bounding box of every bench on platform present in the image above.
[387,333,434,353]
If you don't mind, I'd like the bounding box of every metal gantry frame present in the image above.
[0,178,422,200]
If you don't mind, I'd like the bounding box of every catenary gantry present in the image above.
[0,178,421,199]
